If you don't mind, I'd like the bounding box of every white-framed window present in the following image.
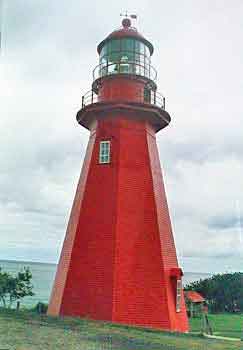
[99,140,111,164]
[176,279,182,312]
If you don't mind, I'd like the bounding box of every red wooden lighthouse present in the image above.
[48,17,189,332]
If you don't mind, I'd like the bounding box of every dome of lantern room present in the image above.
[97,18,154,55]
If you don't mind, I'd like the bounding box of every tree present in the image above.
[185,272,243,313]
[0,268,10,307]
[0,267,34,308]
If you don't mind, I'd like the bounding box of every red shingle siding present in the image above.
[48,75,189,332]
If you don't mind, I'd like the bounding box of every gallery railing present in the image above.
[81,89,166,110]
[92,61,157,82]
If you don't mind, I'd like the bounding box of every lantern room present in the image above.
[78,18,170,132]
[96,18,155,80]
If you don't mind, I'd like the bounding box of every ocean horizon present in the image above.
[0,259,212,307]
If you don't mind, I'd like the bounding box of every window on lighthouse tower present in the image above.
[99,141,111,164]
[176,279,182,312]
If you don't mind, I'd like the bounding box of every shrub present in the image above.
[0,267,34,308]
[33,302,48,314]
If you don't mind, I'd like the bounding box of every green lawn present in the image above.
[190,313,243,339]
[0,309,241,350]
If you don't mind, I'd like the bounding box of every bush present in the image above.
[0,267,34,308]
[185,272,243,313]
[32,302,48,314]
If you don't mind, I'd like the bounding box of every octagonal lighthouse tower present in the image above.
[48,18,189,332]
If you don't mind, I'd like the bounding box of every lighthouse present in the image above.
[48,17,189,333]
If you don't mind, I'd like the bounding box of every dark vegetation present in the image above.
[0,266,34,308]
[32,301,48,314]
[185,272,243,313]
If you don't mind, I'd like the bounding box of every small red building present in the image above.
[48,17,189,333]
[184,291,206,318]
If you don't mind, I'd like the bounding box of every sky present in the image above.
[0,0,243,273]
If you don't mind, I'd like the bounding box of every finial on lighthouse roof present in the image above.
[122,17,131,28]
[120,12,137,28]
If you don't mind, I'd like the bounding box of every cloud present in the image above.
[207,215,237,230]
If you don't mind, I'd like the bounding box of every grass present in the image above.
[0,309,242,350]
[190,313,243,339]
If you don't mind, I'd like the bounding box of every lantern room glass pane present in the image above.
[100,56,107,65]
[110,39,120,52]
[134,40,140,53]
[122,51,134,61]
[134,53,140,63]
[100,45,107,57]
[128,39,134,51]
[109,52,120,62]
[145,45,150,57]
[121,38,134,51]
[145,56,150,65]
[141,43,145,55]
[107,41,112,54]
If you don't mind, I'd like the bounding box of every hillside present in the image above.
[0,309,241,350]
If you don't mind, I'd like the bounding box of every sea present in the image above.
[0,260,212,307]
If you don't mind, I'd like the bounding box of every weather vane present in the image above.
[120,12,137,21]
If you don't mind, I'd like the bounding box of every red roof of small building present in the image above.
[184,291,205,303]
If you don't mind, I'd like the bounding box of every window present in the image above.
[110,39,120,52]
[145,45,150,57]
[144,87,151,103]
[134,40,140,53]
[109,52,121,63]
[99,141,111,164]
[121,38,134,52]
[176,279,182,312]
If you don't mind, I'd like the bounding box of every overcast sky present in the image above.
[0,0,243,273]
